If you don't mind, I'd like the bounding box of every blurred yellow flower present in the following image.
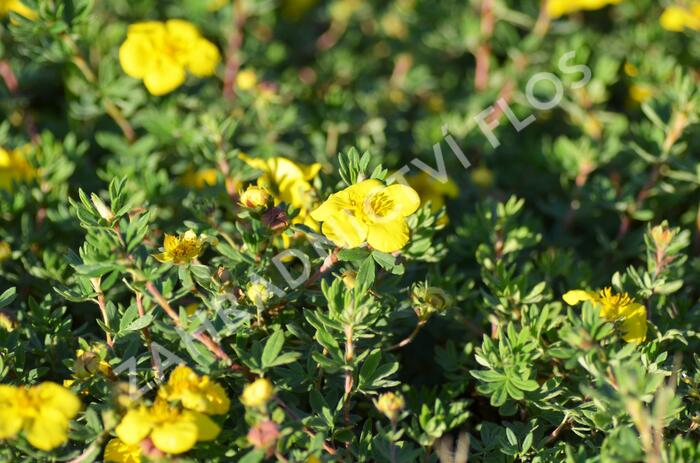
[115,399,220,455]
[0,241,10,262]
[311,179,420,253]
[0,145,35,192]
[181,168,218,188]
[119,20,220,96]
[0,382,81,451]
[153,230,204,265]
[239,185,272,209]
[158,365,230,415]
[236,69,258,91]
[547,0,622,18]
[240,154,321,230]
[563,287,647,343]
[0,310,15,331]
[408,172,458,224]
[374,391,404,422]
[660,3,700,31]
[0,0,35,19]
[240,378,274,409]
[629,83,654,104]
[104,438,142,463]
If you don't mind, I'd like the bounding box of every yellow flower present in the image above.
[0,0,35,19]
[104,438,142,463]
[181,168,218,188]
[408,172,458,224]
[562,287,647,343]
[629,84,654,104]
[246,282,272,305]
[374,392,405,422]
[240,378,274,409]
[239,185,272,209]
[311,179,420,253]
[0,310,15,331]
[547,0,622,18]
[115,399,220,455]
[240,154,321,231]
[0,241,10,262]
[660,3,700,31]
[153,230,204,265]
[236,69,258,91]
[0,145,35,192]
[158,365,230,415]
[119,20,220,96]
[0,382,81,451]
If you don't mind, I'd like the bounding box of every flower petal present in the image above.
[366,218,410,253]
[186,411,221,441]
[119,36,155,79]
[382,184,420,217]
[143,58,186,96]
[104,438,142,463]
[321,214,367,249]
[116,407,153,445]
[187,38,221,77]
[621,303,647,344]
[32,382,81,419]
[562,290,597,306]
[150,419,199,454]
[25,408,71,451]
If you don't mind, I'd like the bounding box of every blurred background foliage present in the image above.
[1,0,700,462]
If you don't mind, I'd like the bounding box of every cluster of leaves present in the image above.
[2,0,700,462]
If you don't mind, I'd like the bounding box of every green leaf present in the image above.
[262,330,285,368]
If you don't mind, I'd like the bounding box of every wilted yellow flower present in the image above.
[115,399,220,455]
[0,145,35,192]
[311,179,420,253]
[236,69,258,91]
[374,391,405,422]
[158,365,230,415]
[246,282,272,306]
[104,438,142,463]
[660,3,700,31]
[239,185,272,209]
[0,0,35,19]
[240,154,321,232]
[410,283,453,320]
[153,230,204,265]
[181,168,218,189]
[73,347,112,379]
[408,172,458,224]
[0,241,10,262]
[119,20,220,96]
[0,382,81,451]
[240,378,274,408]
[563,287,647,343]
[547,0,622,18]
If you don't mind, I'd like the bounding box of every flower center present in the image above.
[363,191,398,220]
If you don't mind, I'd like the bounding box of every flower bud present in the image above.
[237,69,258,91]
[374,392,404,422]
[91,193,115,222]
[240,378,274,409]
[247,420,279,450]
[240,185,272,209]
[262,206,289,231]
